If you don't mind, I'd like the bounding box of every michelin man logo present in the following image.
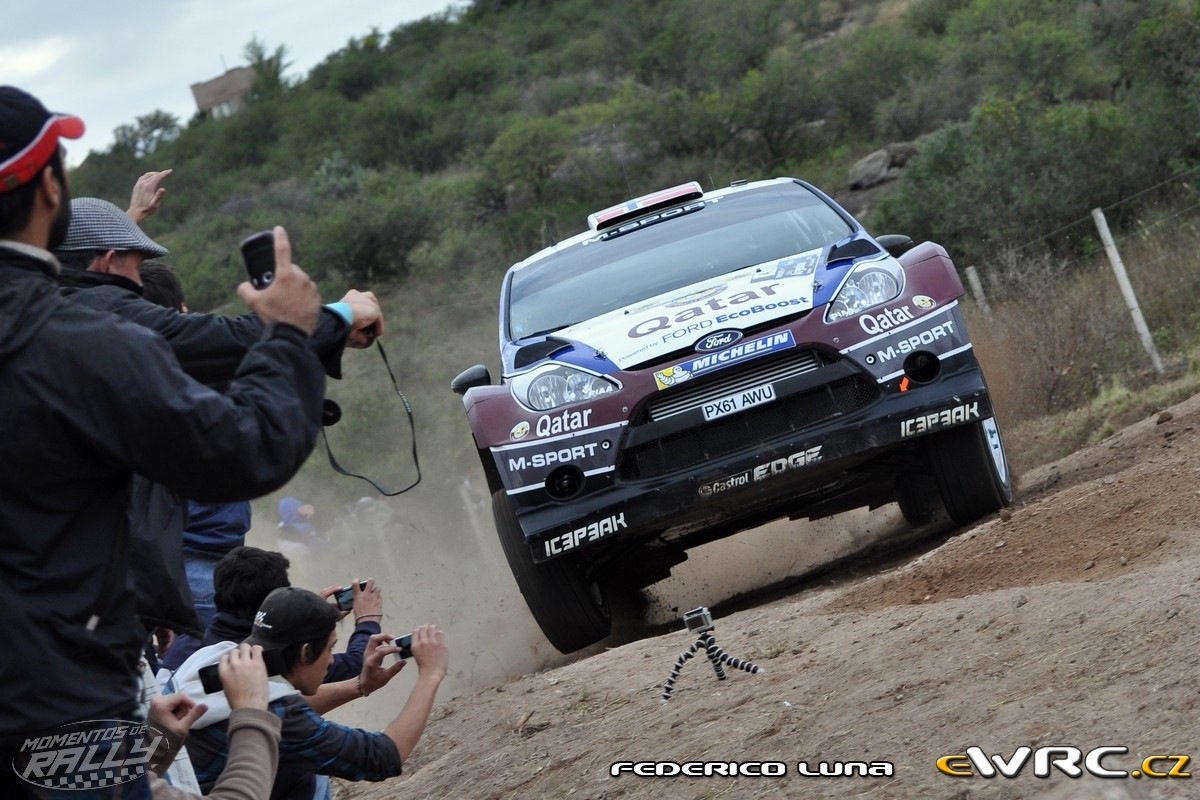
[654,365,693,390]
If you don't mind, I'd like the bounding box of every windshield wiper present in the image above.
[523,323,578,339]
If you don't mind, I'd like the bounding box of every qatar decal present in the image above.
[555,250,820,369]
[840,303,972,381]
[653,331,795,390]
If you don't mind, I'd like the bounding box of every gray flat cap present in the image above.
[58,197,168,257]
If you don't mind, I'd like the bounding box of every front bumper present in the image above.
[508,347,994,563]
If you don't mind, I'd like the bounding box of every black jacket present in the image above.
[57,267,350,384]
[56,267,352,636]
[0,242,324,738]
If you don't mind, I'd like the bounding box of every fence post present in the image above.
[1091,207,1164,375]
[963,265,991,316]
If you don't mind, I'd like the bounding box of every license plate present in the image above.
[702,384,776,421]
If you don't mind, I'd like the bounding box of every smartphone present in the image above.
[198,648,287,694]
[239,230,275,289]
[393,633,413,661]
[333,580,369,612]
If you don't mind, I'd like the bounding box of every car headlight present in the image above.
[824,258,905,323]
[510,364,619,411]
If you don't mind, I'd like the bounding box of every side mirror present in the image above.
[451,364,492,395]
[876,234,916,258]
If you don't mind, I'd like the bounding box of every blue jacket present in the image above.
[184,501,252,556]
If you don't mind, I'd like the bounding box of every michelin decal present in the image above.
[654,331,796,390]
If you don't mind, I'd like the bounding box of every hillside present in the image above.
[322,384,1200,800]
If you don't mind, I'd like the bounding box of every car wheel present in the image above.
[928,416,1013,526]
[491,490,612,653]
[895,471,942,527]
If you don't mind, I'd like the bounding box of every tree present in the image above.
[484,116,572,201]
[111,110,181,159]
[244,37,292,101]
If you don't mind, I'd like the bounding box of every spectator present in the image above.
[139,260,187,312]
[56,189,385,389]
[162,546,383,685]
[56,189,383,640]
[137,260,252,631]
[175,588,448,800]
[276,496,327,558]
[181,501,252,629]
[149,643,282,800]
[0,85,324,798]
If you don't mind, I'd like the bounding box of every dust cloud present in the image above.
[246,470,912,731]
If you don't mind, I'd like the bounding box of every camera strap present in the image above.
[320,338,421,496]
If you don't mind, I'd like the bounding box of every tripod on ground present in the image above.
[660,606,763,704]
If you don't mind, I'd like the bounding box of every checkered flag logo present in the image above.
[13,719,163,791]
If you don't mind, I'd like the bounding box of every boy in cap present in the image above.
[174,588,449,799]
[0,85,325,798]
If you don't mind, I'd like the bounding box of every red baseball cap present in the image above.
[0,86,85,192]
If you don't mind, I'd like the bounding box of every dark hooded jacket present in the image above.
[0,241,324,738]
[57,266,350,384]
[55,267,351,636]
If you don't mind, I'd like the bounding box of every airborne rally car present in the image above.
[453,178,1012,653]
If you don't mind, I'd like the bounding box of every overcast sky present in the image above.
[1,1,463,167]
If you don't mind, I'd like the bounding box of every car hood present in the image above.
[553,249,824,370]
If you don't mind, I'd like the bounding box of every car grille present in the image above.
[618,354,880,480]
[646,350,825,421]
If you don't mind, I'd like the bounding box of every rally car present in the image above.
[452,177,1012,653]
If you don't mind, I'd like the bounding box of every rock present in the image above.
[848,149,891,190]
[848,142,918,189]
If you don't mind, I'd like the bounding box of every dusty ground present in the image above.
[327,390,1200,800]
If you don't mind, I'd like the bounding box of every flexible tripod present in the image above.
[660,607,763,704]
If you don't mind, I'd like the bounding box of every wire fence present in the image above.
[961,166,1200,422]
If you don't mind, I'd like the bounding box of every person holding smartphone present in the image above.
[148,644,283,800]
[162,547,385,687]
[0,86,325,800]
[176,588,449,800]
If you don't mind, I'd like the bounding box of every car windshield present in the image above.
[507,183,853,341]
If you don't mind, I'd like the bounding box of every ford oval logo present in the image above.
[695,329,743,353]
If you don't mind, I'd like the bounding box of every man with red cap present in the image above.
[0,85,327,799]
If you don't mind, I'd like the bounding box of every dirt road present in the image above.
[333,391,1200,800]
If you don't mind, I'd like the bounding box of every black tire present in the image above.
[929,416,1014,526]
[895,471,942,527]
[491,491,611,653]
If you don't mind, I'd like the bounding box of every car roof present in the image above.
[507,177,816,276]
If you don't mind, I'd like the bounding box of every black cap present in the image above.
[243,587,340,650]
[0,86,84,192]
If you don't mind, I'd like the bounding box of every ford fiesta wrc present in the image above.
[453,177,1012,653]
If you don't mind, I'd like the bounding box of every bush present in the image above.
[301,168,434,284]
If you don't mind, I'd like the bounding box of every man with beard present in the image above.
[0,86,326,799]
